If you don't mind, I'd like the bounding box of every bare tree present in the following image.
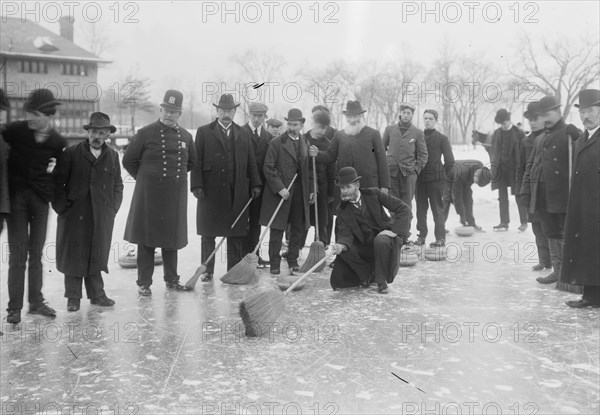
[77,21,113,57]
[428,42,458,141]
[510,33,600,119]
[117,69,154,133]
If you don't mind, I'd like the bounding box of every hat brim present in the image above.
[83,124,117,133]
[284,117,305,123]
[24,100,61,112]
[574,99,600,108]
[160,103,183,111]
[213,103,240,110]
[523,111,540,120]
[539,104,561,113]
[342,110,366,116]
[335,176,361,186]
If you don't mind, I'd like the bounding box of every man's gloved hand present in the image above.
[278,188,290,200]
[192,188,205,200]
[379,230,397,238]
[330,243,346,255]
[380,188,389,195]
[308,145,319,157]
[251,186,262,200]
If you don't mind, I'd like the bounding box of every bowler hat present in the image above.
[336,166,361,186]
[538,96,561,113]
[475,167,491,187]
[523,101,541,120]
[0,88,9,111]
[83,112,116,133]
[160,89,183,111]
[266,118,282,127]
[399,102,416,113]
[574,89,600,108]
[494,109,510,124]
[342,100,366,116]
[248,102,268,114]
[284,108,305,123]
[23,88,61,113]
[213,94,240,110]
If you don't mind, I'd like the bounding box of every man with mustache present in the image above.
[53,113,123,311]
[519,96,581,287]
[2,89,67,323]
[191,94,261,281]
[560,89,600,308]
[123,90,196,296]
[329,167,411,294]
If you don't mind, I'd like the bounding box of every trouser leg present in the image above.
[287,183,306,266]
[268,229,284,269]
[415,181,429,239]
[136,245,155,286]
[373,234,402,284]
[84,272,106,299]
[200,236,216,274]
[532,221,551,267]
[162,248,178,281]
[498,185,509,224]
[226,237,245,270]
[429,181,446,241]
[64,275,83,299]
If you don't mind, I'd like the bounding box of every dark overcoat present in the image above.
[487,125,524,193]
[123,120,195,249]
[305,132,335,227]
[53,141,124,276]
[260,133,313,231]
[190,119,261,237]
[561,128,599,286]
[318,126,390,189]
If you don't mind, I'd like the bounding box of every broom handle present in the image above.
[253,173,298,255]
[284,250,336,294]
[312,155,319,241]
[202,197,253,266]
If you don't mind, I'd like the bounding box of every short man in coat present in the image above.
[243,102,273,266]
[485,109,527,231]
[443,160,490,229]
[260,108,314,274]
[329,167,411,294]
[191,94,261,281]
[382,103,428,243]
[415,109,454,247]
[123,90,196,295]
[519,96,581,286]
[561,89,600,308]
[519,101,551,272]
[266,118,283,137]
[3,89,67,324]
[53,113,123,311]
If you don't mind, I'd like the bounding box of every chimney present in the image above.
[59,16,74,42]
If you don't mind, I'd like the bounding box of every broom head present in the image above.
[276,274,308,291]
[239,289,285,337]
[298,241,326,273]
[556,281,584,294]
[184,264,207,289]
[220,253,259,285]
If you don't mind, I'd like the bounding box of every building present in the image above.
[0,16,109,136]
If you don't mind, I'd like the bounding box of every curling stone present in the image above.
[455,226,475,237]
[399,252,419,267]
[424,246,447,261]
[402,244,423,257]
[276,274,307,291]
[118,247,163,268]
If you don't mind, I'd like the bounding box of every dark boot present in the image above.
[537,239,561,284]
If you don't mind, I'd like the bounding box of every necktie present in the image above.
[254,129,259,139]
[584,130,590,141]
[352,200,361,209]
[222,127,230,138]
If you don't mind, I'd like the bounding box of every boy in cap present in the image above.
[266,118,283,137]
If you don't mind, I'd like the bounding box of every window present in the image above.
[61,62,88,76]
[18,59,48,74]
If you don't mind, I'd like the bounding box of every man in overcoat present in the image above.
[243,102,273,266]
[0,89,10,234]
[329,167,411,294]
[3,89,67,324]
[560,89,600,308]
[53,113,123,311]
[191,94,261,281]
[261,108,314,274]
[123,90,196,295]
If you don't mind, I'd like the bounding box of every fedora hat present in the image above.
[494,108,510,124]
[342,100,366,116]
[538,96,561,113]
[284,108,305,123]
[213,94,240,110]
[574,89,600,108]
[160,89,183,111]
[0,88,9,111]
[23,88,61,113]
[523,101,541,120]
[336,166,361,186]
[83,112,116,133]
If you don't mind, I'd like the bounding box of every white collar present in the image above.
[288,133,299,141]
[249,123,262,136]
[587,125,599,138]
[218,120,232,131]
[352,191,362,205]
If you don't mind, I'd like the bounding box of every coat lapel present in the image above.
[575,129,599,160]
[209,122,228,152]
[281,134,297,161]
[340,203,364,243]
[363,193,385,229]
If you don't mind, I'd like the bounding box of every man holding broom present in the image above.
[329,167,412,294]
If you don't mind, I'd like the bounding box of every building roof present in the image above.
[0,17,109,63]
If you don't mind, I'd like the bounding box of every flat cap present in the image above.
[266,118,282,127]
[248,102,268,114]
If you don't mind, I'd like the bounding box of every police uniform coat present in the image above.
[190,119,261,237]
[53,141,123,276]
[260,133,313,231]
[561,128,600,286]
[123,120,195,249]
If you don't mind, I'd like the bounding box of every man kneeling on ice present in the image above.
[329,167,412,294]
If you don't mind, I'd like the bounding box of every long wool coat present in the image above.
[560,128,599,286]
[259,133,313,231]
[123,120,195,249]
[487,125,524,193]
[53,141,123,276]
[190,119,261,237]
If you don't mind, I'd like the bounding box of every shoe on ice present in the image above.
[493,223,509,231]
[138,285,152,296]
[28,302,56,317]
[67,298,80,312]
[91,295,115,306]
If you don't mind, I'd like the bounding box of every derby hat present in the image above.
[336,166,361,186]
[83,112,116,133]
[574,89,600,108]
[523,101,541,120]
[284,108,305,123]
[23,88,61,113]
[213,93,240,110]
[475,166,491,187]
[494,108,510,124]
[342,100,366,116]
[160,89,184,111]
[538,96,561,113]
[248,102,268,114]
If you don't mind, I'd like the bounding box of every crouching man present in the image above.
[52,112,123,311]
[329,167,411,294]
